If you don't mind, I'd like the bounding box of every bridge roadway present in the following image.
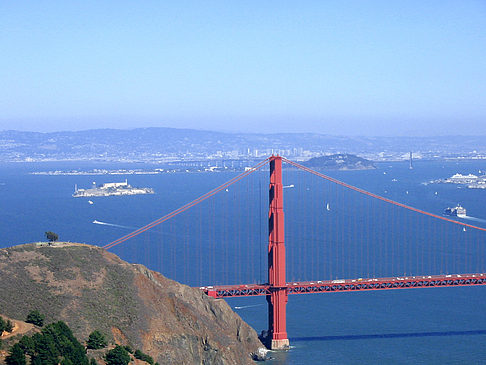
[199,273,486,298]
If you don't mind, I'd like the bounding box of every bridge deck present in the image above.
[199,273,486,298]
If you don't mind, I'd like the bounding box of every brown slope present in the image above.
[0,242,267,364]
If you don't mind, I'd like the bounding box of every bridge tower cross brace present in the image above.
[267,155,290,350]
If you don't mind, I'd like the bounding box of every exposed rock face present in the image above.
[0,243,267,364]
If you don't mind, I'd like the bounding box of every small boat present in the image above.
[444,205,466,218]
[88,200,94,204]
[326,203,330,211]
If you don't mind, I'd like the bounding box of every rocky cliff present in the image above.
[0,243,267,364]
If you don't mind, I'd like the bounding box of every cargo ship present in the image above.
[444,205,466,218]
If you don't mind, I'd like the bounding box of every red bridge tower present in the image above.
[267,155,289,350]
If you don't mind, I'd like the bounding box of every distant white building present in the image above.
[100,179,129,189]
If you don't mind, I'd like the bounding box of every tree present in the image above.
[6,343,26,365]
[45,231,59,243]
[89,359,98,365]
[31,331,59,365]
[0,317,11,333]
[18,335,35,356]
[134,349,154,364]
[3,320,90,365]
[26,310,45,327]
[105,345,131,365]
[0,317,6,332]
[45,321,88,365]
[30,321,88,365]
[86,330,107,350]
[5,319,13,332]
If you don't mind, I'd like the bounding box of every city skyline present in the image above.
[1,1,485,136]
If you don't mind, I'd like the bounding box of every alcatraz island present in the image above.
[73,180,155,197]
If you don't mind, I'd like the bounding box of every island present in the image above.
[302,153,376,170]
[73,179,155,197]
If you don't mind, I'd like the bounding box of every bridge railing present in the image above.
[200,273,486,298]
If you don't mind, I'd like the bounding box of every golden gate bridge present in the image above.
[102,156,486,350]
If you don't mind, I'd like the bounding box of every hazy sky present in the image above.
[1,1,485,136]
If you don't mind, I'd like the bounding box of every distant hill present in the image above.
[0,243,266,364]
[303,154,376,170]
[1,127,485,162]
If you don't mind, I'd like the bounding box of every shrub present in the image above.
[1,317,14,333]
[0,317,6,332]
[6,343,26,365]
[105,345,131,365]
[86,330,107,350]
[18,336,35,356]
[134,349,154,364]
[3,320,89,365]
[26,310,45,327]
[6,320,13,332]
[30,321,88,365]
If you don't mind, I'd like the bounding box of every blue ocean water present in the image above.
[1,159,486,364]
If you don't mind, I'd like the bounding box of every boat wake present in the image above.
[92,220,135,230]
[462,216,486,224]
[234,304,264,310]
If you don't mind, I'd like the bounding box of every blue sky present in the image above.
[1,1,485,136]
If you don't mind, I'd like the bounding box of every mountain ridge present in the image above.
[0,242,267,364]
[1,127,485,162]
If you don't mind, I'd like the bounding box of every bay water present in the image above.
[1,160,486,364]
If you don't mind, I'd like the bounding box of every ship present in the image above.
[73,179,154,197]
[444,205,466,218]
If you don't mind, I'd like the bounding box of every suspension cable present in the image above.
[283,157,486,232]
[103,158,270,250]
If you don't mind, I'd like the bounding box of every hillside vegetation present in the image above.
[304,153,376,170]
[0,243,266,364]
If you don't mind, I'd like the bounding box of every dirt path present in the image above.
[1,320,34,339]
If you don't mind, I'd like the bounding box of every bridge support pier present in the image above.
[267,288,289,349]
[267,155,289,350]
